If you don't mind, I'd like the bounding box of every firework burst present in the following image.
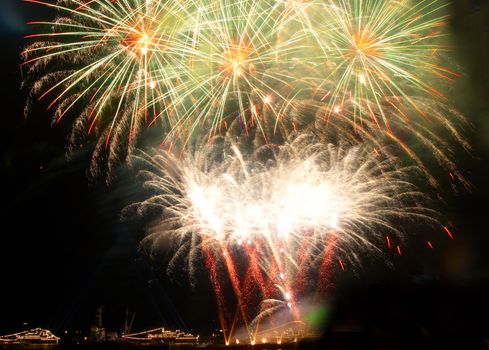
[310,0,458,121]
[22,0,315,172]
[152,0,315,145]
[22,0,201,174]
[127,134,440,342]
[23,0,469,189]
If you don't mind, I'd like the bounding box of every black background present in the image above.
[1,0,489,347]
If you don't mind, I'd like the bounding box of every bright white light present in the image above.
[133,135,432,280]
[358,73,366,85]
[183,154,345,244]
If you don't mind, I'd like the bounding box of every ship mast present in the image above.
[89,306,106,342]
[122,308,135,335]
[95,306,103,329]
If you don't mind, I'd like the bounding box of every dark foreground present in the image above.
[1,335,489,350]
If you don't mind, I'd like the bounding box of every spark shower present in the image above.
[22,0,470,344]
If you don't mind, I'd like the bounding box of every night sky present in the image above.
[1,0,489,345]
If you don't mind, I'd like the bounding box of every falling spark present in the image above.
[443,226,454,239]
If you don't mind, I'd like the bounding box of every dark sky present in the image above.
[1,0,489,342]
[0,0,219,336]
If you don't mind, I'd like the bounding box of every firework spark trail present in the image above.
[220,245,251,336]
[317,233,338,293]
[127,133,442,340]
[265,97,471,191]
[203,244,231,342]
